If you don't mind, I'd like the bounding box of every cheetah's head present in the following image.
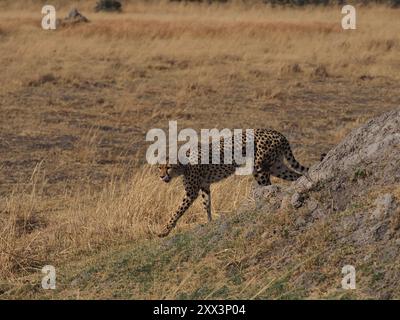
[158,162,183,183]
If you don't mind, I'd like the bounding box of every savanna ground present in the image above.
[0,0,399,299]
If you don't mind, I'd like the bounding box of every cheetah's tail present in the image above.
[283,144,308,174]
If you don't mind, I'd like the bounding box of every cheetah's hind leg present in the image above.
[253,164,272,186]
[270,160,302,181]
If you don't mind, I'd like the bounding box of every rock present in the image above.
[291,192,303,209]
[59,8,89,27]
[242,109,399,275]
[311,208,325,220]
[252,184,280,200]
[307,199,318,212]
[295,108,400,193]
[372,194,394,220]
[67,9,78,19]
[295,216,306,227]
[252,184,282,210]
[373,223,389,241]
[95,0,122,12]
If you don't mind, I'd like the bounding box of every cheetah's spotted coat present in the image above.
[157,129,308,237]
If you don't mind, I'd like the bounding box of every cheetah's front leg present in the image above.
[158,187,199,238]
[200,185,212,222]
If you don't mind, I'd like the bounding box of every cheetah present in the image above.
[157,129,308,237]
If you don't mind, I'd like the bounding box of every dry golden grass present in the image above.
[0,162,253,279]
[0,0,399,292]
